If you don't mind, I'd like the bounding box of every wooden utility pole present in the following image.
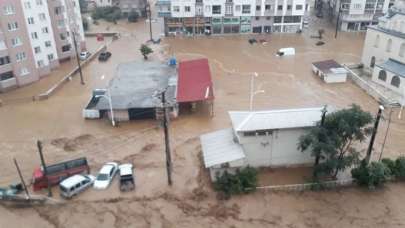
[365,106,384,163]
[13,158,30,199]
[335,4,342,39]
[146,2,153,41]
[161,91,173,186]
[379,107,393,161]
[37,140,52,197]
[72,31,84,85]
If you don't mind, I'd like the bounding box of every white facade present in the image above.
[95,0,114,7]
[361,1,405,99]
[20,0,58,76]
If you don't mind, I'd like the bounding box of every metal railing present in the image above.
[256,179,354,192]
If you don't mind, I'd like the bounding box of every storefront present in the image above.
[223,17,240,33]
[212,17,222,34]
[240,17,251,33]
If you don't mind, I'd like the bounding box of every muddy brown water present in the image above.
[1,16,405,228]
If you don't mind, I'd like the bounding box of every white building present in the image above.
[312,59,348,83]
[157,0,309,35]
[361,0,405,99]
[329,0,394,31]
[200,107,325,181]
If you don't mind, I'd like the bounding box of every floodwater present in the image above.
[1,13,405,228]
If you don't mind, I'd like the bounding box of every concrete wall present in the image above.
[372,65,405,96]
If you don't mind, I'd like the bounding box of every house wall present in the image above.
[372,65,404,95]
[324,73,347,83]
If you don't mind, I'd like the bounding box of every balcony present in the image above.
[0,72,17,92]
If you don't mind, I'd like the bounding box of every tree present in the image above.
[128,10,139,22]
[352,160,390,189]
[140,44,153,60]
[298,104,373,179]
[214,167,258,199]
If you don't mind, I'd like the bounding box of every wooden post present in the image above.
[13,158,30,199]
[37,140,52,197]
[161,91,173,186]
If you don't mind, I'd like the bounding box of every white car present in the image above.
[59,174,95,199]
[79,51,91,60]
[93,162,119,189]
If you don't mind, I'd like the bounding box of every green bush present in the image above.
[91,7,122,22]
[214,167,258,199]
[352,161,390,189]
[395,156,405,179]
[381,158,395,176]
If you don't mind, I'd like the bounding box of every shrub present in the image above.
[140,44,153,60]
[352,161,390,189]
[395,156,405,179]
[381,158,395,176]
[214,167,258,199]
[91,7,122,22]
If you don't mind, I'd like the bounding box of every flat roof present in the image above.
[200,128,245,168]
[312,60,346,74]
[177,58,214,103]
[229,107,326,132]
[95,61,177,110]
[376,58,405,78]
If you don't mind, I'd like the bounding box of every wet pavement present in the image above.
[0,13,405,228]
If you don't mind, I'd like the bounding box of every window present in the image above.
[31,32,38,39]
[3,5,15,15]
[16,52,26,62]
[374,34,380,47]
[386,39,392,52]
[0,56,10,65]
[274,16,282,23]
[277,5,283,10]
[370,56,375,68]
[225,5,232,14]
[55,6,63,15]
[36,0,43,5]
[42,27,49,33]
[205,5,211,12]
[256,5,261,11]
[255,17,260,20]
[173,6,180,12]
[45,41,52,47]
[0,40,6,50]
[39,13,46,21]
[265,5,271,10]
[213,5,221,14]
[60,33,66,40]
[28,17,34,24]
[287,5,292,10]
[37,60,45,67]
[235,5,241,11]
[57,19,65,27]
[296,4,303,10]
[378,70,387,81]
[11,37,22,47]
[400,43,405,57]
[353,3,362,9]
[266,16,271,20]
[24,2,31,9]
[0,71,13,81]
[47,54,54,61]
[391,76,401,88]
[185,6,191,12]
[7,22,18,31]
[21,68,29,76]
[34,46,41,54]
[242,5,250,14]
[62,44,71,52]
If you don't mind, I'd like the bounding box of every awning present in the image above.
[200,128,245,168]
[177,58,214,103]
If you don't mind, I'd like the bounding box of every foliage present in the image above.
[298,104,373,178]
[214,167,258,199]
[82,18,89,31]
[91,7,122,23]
[352,161,390,189]
[79,0,88,13]
[394,156,405,179]
[128,10,139,22]
[140,44,153,60]
[381,158,396,176]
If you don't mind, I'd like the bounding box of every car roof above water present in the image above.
[60,175,87,188]
[119,164,133,176]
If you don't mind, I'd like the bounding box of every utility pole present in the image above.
[13,158,30,199]
[37,140,52,197]
[161,91,173,186]
[379,107,393,161]
[146,1,153,41]
[314,106,328,166]
[72,31,84,85]
[365,105,384,163]
[335,3,342,39]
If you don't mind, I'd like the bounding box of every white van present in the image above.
[276,47,296,57]
[59,174,95,199]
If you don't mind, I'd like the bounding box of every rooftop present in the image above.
[376,58,405,78]
[312,60,346,74]
[229,107,326,132]
[95,61,177,110]
[60,175,87,188]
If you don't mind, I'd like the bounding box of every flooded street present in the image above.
[1,15,405,228]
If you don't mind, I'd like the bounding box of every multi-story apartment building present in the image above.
[361,0,405,100]
[0,0,85,92]
[89,0,146,16]
[156,0,309,35]
[328,0,395,31]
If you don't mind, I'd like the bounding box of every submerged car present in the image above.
[98,51,112,61]
[59,174,95,198]
[79,51,91,60]
[93,162,118,190]
[119,163,135,192]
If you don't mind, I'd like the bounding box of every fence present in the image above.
[256,179,354,192]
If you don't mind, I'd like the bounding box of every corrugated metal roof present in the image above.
[229,107,325,132]
[200,128,245,168]
[376,58,405,78]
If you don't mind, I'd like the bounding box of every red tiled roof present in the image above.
[177,58,214,102]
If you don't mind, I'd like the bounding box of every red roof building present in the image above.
[177,58,214,103]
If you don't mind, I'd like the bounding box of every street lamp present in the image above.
[250,72,265,111]
[96,90,116,127]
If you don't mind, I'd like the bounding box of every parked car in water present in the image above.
[79,51,91,60]
[59,174,95,199]
[98,51,112,61]
[32,157,90,191]
[93,162,118,189]
[119,163,135,192]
